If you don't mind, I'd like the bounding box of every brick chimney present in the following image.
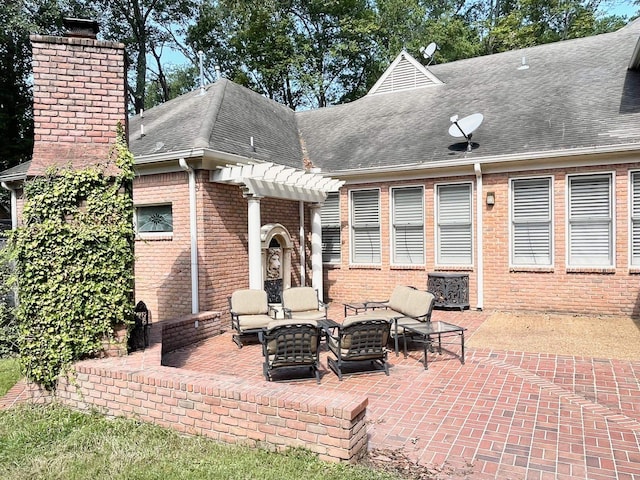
[27,18,126,176]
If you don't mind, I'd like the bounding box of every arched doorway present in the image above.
[261,223,293,303]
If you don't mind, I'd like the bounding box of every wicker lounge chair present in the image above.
[259,320,321,383]
[325,317,391,380]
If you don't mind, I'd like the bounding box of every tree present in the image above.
[189,0,380,109]
[80,0,198,114]
[0,0,85,170]
[472,0,628,54]
[144,64,199,108]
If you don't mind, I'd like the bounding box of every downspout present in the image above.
[474,163,484,310]
[179,158,199,314]
[1,182,17,230]
[299,201,306,285]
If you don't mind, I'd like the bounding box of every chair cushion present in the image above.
[267,319,318,329]
[288,310,326,321]
[402,289,435,319]
[282,287,318,312]
[231,289,269,315]
[237,314,273,331]
[387,286,414,313]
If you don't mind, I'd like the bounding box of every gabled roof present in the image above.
[128,79,303,168]
[297,18,640,173]
[367,50,442,95]
[3,20,640,185]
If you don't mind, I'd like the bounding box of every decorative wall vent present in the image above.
[368,50,442,96]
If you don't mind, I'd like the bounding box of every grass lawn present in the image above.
[0,402,402,480]
[0,357,21,397]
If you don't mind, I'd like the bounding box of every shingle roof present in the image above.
[297,19,640,173]
[128,79,303,168]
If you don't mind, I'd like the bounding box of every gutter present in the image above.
[179,158,200,314]
[474,163,484,311]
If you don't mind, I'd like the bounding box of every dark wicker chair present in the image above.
[325,318,391,381]
[259,320,321,384]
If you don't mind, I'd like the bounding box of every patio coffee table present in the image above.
[343,301,387,317]
[401,321,466,370]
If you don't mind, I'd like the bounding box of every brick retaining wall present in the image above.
[9,311,370,463]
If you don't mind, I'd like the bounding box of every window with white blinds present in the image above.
[511,177,552,266]
[568,174,613,267]
[631,172,640,266]
[392,186,424,264]
[350,189,381,264]
[321,192,341,264]
[436,184,472,265]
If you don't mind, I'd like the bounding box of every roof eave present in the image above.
[328,143,640,181]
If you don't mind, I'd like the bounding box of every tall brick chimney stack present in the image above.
[27,18,126,177]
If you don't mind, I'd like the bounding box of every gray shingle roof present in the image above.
[128,79,303,168]
[297,19,640,173]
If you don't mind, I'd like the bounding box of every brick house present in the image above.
[3,18,640,321]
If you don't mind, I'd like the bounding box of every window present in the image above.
[391,186,424,265]
[350,189,380,264]
[436,183,472,265]
[632,172,640,266]
[321,192,341,263]
[511,177,552,266]
[136,204,173,235]
[568,174,613,267]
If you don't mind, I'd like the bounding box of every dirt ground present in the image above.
[466,311,640,361]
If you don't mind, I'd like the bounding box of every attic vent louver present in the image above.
[367,50,442,96]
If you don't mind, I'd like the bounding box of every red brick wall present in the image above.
[133,172,192,321]
[198,182,306,315]
[325,178,477,307]
[482,163,640,316]
[28,35,126,176]
[326,163,640,317]
[136,174,309,322]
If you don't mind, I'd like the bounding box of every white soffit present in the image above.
[210,162,344,203]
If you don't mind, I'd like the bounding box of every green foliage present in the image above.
[6,128,135,389]
[0,357,21,397]
[0,248,18,358]
[0,403,401,480]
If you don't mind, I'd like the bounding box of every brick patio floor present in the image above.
[162,306,640,480]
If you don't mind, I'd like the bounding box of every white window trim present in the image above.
[389,185,425,266]
[565,171,615,269]
[434,181,473,267]
[135,203,174,239]
[349,187,381,265]
[629,170,640,267]
[508,175,554,268]
[321,191,341,264]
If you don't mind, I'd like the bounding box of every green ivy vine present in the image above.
[7,125,135,389]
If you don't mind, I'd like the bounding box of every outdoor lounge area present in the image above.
[157,305,640,479]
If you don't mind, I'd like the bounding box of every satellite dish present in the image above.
[419,42,438,65]
[449,113,484,152]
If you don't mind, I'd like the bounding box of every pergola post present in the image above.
[310,203,323,301]
[247,195,263,290]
